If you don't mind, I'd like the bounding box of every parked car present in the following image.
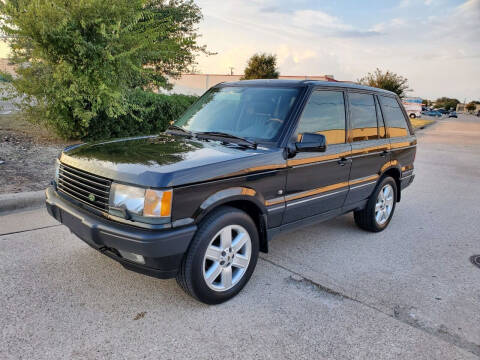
[422,110,443,117]
[436,108,448,115]
[46,80,417,304]
[448,111,458,118]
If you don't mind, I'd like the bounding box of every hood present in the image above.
[60,134,285,187]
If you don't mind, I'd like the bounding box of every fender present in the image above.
[192,187,269,252]
[194,187,267,222]
[378,160,402,201]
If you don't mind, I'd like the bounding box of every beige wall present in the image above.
[165,74,337,95]
[457,103,480,113]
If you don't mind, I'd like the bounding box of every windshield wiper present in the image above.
[166,124,193,136]
[196,131,257,149]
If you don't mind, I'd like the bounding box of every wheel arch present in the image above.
[194,187,269,253]
[381,166,402,202]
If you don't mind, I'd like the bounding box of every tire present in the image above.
[176,206,259,304]
[409,113,416,119]
[354,176,397,232]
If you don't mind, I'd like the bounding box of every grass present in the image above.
[410,118,435,129]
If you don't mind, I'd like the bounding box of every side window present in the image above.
[296,90,345,145]
[379,96,409,138]
[348,92,378,142]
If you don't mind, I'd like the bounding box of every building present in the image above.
[164,74,338,96]
[456,103,480,113]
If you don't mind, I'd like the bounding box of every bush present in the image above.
[84,90,198,140]
[1,0,207,140]
[0,71,13,83]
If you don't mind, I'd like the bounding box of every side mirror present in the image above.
[295,133,327,153]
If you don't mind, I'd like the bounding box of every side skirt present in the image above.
[266,199,367,241]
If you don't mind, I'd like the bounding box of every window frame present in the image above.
[290,87,348,145]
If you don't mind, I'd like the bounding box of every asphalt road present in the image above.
[1,115,479,359]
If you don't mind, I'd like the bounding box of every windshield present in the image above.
[173,86,300,142]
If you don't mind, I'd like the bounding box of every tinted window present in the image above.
[348,93,378,141]
[379,96,409,138]
[296,90,345,145]
[175,86,299,142]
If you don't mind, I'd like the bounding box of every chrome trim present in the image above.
[400,173,414,181]
[391,144,416,151]
[267,205,286,213]
[287,189,348,207]
[350,151,385,159]
[349,180,377,190]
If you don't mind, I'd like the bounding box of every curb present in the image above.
[0,190,45,214]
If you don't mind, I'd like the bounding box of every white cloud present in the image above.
[195,0,480,100]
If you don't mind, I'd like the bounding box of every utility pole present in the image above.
[229,67,234,76]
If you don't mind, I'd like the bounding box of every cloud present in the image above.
[195,0,480,100]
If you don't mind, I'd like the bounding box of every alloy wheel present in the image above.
[202,225,252,291]
[375,184,394,225]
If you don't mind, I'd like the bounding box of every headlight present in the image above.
[109,183,172,221]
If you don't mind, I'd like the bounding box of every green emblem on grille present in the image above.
[88,193,96,202]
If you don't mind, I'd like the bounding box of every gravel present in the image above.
[0,130,63,193]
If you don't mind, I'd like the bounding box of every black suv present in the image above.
[46,80,416,304]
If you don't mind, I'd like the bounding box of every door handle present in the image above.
[380,150,390,157]
[337,157,351,166]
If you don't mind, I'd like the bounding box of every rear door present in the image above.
[344,91,390,205]
[283,89,352,224]
[378,95,417,177]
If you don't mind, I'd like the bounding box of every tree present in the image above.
[466,102,477,112]
[358,68,410,98]
[0,0,208,139]
[241,53,279,80]
[434,97,460,111]
[422,99,432,107]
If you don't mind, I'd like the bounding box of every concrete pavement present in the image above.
[1,115,479,359]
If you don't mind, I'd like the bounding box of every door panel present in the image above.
[378,95,417,178]
[345,139,389,204]
[284,143,352,223]
[283,89,351,224]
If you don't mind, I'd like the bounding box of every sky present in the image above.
[194,0,480,101]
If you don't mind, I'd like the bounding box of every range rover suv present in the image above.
[46,80,416,304]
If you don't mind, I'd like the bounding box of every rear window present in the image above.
[348,93,378,141]
[379,96,409,138]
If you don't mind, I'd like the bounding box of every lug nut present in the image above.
[220,261,225,265]
[221,251,226,256]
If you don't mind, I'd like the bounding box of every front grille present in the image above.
[58,163,111,211]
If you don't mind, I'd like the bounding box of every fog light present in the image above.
[118,250,145,264]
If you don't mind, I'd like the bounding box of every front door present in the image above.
[283,89,352,224]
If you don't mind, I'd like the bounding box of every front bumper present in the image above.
[45,187,196,279]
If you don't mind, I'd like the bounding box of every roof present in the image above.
[217,79,396,95]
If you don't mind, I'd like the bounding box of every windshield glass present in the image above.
[173,86,300,142]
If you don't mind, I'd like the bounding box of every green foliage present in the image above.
[241,53,279,80]
[85,90,198,140]
[422,99,432,106]
[466,102,477,111]
[0,71,13,82]
[358,68,411,98]
[0,0,207,139]
[434,97,460,111]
